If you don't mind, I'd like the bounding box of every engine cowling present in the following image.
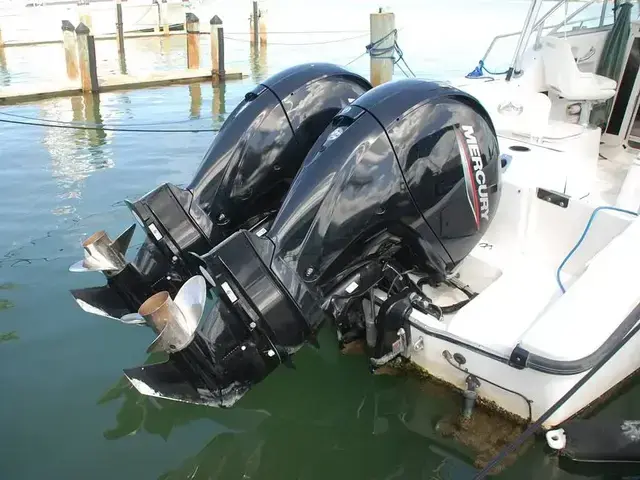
[70,63,371,320]
[124,80,502,408]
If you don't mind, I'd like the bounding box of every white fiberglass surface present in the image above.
[430,155,635,356]
[520,215,640,360]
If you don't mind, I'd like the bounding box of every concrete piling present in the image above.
[62,20,79,80]
[369,10,395,86]
[185,13,200,70]
[76,22,99,93]
[210,15,225,82]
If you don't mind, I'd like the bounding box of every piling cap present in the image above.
[61,20,75,32]
[75,22,90,35]
[210,15,223,25]
[185,12,199,24]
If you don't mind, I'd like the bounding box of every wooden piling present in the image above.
[210,15,225,82]
[160,0,169,34]
[185,13,200,70]
[62,20,79,80]
[259,10,267,46]
[115,0,125,57]
[369,11,395,86]
[0,24,4,49]
[76,23,99,93]
[251,1,259,46]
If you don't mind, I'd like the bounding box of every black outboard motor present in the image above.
[69,64,371,322]
[123,79,502,407]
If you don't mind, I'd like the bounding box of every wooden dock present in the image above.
[0,69,244,105]
[0,13,243,105]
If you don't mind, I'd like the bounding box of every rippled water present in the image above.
[3,1,640,479]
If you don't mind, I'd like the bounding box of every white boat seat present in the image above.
[541,36,617,124]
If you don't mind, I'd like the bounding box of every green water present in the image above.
[3,1,640,477]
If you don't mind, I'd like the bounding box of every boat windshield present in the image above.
[482,0,640,77]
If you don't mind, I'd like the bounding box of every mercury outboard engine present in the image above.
[69,63,371,323]
[121,79,502,408]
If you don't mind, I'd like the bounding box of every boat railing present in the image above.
[481,0,612,65]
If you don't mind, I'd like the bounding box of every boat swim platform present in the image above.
[0,69,245,105]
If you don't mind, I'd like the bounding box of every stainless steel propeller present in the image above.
[138,275,207,354]
[69,224,135,273]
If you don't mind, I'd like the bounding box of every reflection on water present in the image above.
[0,48,7,87]
[119,50,127,75]
[249,43,268,83]
[212,82,226,120]
[45,94,113,204]
[189,83,202,119]
[98,335,479,480]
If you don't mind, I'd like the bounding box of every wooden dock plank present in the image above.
[0,69,244,105]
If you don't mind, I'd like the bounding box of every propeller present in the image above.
[69,224,136,273]
[138,275,207,354]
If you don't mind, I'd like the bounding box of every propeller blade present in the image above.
[68,256,117,273]
[69,259,93,273]
[70,229,129,273]
[120,313,145,325]
[110,224,136,257]
[173,275,207,331]
[139,276,207,354]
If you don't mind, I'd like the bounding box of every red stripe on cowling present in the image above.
[457,128,481,229]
